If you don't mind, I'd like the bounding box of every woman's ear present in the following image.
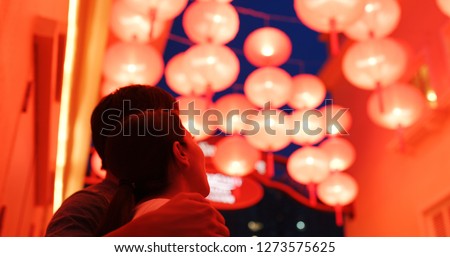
[172,141,189,168]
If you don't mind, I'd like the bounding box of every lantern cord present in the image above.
[149,8,156,40]
[397,124,406,153]
[185,0,300,24]
[307,183,317,206]
[375,81,385,114]
[329,18,340,56]
[335,204,343,226]
[266,151,275,178]
[168,33,194,46]
[231,83,244,93]
[205,84,214,107]
[234,6,300,24]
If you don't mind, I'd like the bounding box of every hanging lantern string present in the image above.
[183,0,300,24]
[234,6,300,24]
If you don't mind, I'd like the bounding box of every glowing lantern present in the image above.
[90,150,106,179]
[244,109,291,151]
[287,146,330,206]
[123,0,188,21]
[165,53,200,96]
[288,74,326,110]
[293,0,365,55]
[437,0,450,17]
[344,0,401,41]
[177,95,213,141]
[110,0,165,43]
[183,44,240,97]
[289,109,327,146]
[244,67,292,108]
[317,172,358,226]
[245,109,291,178]
[102,42,164,86]
[320,137,356,172]
[342,38,408,90]
[319,104,352,136]
[182,1,239,44]
[214,93,256,135]
[243,27,292,67]
[367,83,426,130]
[212,136,260,177]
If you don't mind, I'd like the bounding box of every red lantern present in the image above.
[244,67,292,108]
[288,74,326,110]
[165,53,201,96]
[102,42,164,85]
[243,27,292,67]
[183,44,240,96]
[437,0,450,17]
[110,0,165,43]
[214,93,256,135]
[293,0,365,55]
[319,104,352,136]
[90,150,106,179]
[244,109,291,152]
[367,83,426,130]
[317,172,358,226]
[182,1,239,44]
[342,38,408,90]
[123,0,188,21]
[212,136,260,177]
[245,109,291,178]
[320,137,356,172]
[289,109,327,146]
[344,0,401,41]
[177,95,213,141]
[293,0,365,32]
[287,146,330,205]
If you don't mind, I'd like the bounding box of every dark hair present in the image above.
[96,110,186,236]
[90,85,179,169]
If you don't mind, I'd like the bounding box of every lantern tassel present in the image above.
[149,8,156,41]
[376,81,385,114]
[266,151,274,178]
[329,18,340,56]
[205,83,214,108]
[397,124,406,153]
[307,183,317,207]
[335,204,343,226]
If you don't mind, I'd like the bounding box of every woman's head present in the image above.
[91,85,179,169]
[104,110,209,199]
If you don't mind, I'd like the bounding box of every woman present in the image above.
[96,109,215,236]
[47,85,227,237]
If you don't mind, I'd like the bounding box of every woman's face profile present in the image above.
[182,131,210,197]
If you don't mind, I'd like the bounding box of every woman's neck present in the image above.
[138,175,187,203]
